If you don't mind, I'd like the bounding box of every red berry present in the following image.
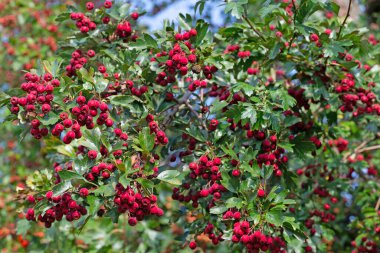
[128,217,137,226]
[257,189,265,198]
[88,150,98,159]
[104,0,112,8]
[131,12,139,20]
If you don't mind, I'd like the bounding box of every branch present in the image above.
[161,90,192,130]
[357,145,380,153]
[287,0,298,51]
[342,139,370,162]
[375,196,380,211]
[242,15,266,42]
[185,101,207,129]
[337,0,352,39]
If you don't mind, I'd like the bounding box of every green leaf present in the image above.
[291,135,315,159]
[210,100,228,114]
[184,125,207,142]
[87,195,102,216]
[265,208,283,226]
[119,173,131,188]
[129,38,147,50]
[144,34,158,49]
[93,184,115,197]
[221,171,238,193]
[233,82,255,96]
[95,77,109,92]
[109,95,139,107]
[210,206,228,214]
[37,112,60,126]
[241,104,257,125]
[269,43,281,60]
[157,170,182,185]
[16,220,31,237]
[133,127,155,154]
[195,21,209,45]
[226,197,244,209]
[225,0,248,19]
[58,170,85,181]
[52,181,72,196]
[284,116,301,127]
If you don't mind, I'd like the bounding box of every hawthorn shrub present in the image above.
[1,0,380,252]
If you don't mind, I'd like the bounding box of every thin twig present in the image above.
[337,0,352,39]
[242,14,266,42]
[375,197,380,211]
[357,145,380,153]
[161,90,192,130]
[185,101,207,129]
[288,0,298,50]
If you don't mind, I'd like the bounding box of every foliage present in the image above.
[1,0,380,252]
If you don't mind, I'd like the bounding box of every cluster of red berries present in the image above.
[251,133,288,176]
[85,161,116,181]
[335,73,379,115]
[237,50,251,58]
[116,21,133,38]
[70,12,96,33]
[172,156,227,208]
[174,28,197,41]
[328,137,349,153]
[309,136,322,150]
[156,42,197,84]
[147,114,169,145]
[224,44,240,53]
[247,67,259,75]
[113,183,163,226]
[232,221,286,253]
[26,192,87,228]
[65,49,88,77]
[351,237,378,253]
[124,80,149,97]
[368,34,378,46]
[202,223,224,245]
[52,95,112,144]
[188,78,207,91]
[188,223,231,249]
[223,209,241,220]
[10,73,60,138]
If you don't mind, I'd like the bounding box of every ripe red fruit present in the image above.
[88,150,98,159]
[232,169,240,177]
[257,189,265,198]
[104,0,112,8]
[86,2,94,10]
[102,171,110,179]
[26,195,35,203]
[79,188,89,197]
[309,33,319,42]
[128,217,137,226]
[189,241,197,249]
[46,191,53,200]
[131,12,139,20]
[189,29,197,36]
[98,65,106,73]
[247,67,259,75]
[233,211,241,220]
[199,189,209,197]
[87,49,95,57]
